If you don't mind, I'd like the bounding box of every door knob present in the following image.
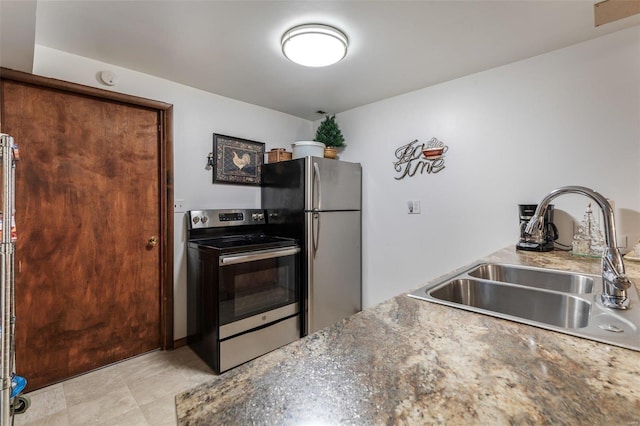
[148,236,158,247]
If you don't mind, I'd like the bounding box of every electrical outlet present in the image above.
[407,200,421,214]
[174,199,186,213]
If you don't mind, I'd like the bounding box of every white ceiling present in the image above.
[26,1,640,120]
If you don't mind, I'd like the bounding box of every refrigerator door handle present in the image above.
[313,161,322,212]
[312,211,320,256]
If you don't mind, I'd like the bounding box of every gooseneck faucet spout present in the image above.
[524,186,632,310]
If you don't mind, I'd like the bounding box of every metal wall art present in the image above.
[393,137,448,180]
[212,134,265,185]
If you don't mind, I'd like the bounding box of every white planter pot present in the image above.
[291,141,326,159]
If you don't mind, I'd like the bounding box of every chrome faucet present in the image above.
[524,186,632,310]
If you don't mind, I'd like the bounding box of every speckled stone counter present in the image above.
[176,247,640,425]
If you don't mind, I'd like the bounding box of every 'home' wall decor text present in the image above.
[393,137,448,180]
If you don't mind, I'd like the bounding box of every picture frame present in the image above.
[212,134,265,185]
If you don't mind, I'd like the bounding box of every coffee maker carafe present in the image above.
[516,204,558,252]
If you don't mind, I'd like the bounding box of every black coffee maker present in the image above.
[516,204,558,252]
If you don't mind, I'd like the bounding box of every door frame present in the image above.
[0,67,174,349]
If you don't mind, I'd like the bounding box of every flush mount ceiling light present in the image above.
[281,24,348,67]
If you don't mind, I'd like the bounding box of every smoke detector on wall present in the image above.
[99,70,118,86]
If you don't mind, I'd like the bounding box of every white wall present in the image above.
[0,0,36,73]
[330,26,640,308]
[32,46,313,339]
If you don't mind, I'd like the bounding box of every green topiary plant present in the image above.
[314,115,346,148]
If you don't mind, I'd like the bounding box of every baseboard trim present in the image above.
[173,337,187,348]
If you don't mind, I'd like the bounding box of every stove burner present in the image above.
[195,234,295,250]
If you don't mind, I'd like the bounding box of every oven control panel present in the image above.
[219,212,244,222]
[188,209,266,229]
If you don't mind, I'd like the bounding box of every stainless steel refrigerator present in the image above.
[262,157,362,335]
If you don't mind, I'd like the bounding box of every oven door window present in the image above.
[218,247,299,325]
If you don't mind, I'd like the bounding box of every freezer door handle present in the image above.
[313,161,322,212]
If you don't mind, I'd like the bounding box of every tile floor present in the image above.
[13,346,215,426]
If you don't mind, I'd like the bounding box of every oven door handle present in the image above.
[219,246,300,266]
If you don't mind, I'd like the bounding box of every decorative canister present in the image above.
[291,141,325,159]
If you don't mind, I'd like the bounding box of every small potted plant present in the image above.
[314,114,345,159]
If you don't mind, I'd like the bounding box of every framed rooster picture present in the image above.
[212,134,265,185]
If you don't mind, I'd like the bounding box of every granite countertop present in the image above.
[176,247,640,425]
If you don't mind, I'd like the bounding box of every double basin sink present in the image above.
[409,263,640,351]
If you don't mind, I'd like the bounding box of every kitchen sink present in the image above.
[430,278,591,329]
[467,263,593,294]
[409,263,640,352]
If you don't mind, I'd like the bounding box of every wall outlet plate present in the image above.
[407,200,421,214]
[174,199,186,213]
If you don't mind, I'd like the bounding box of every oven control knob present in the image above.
[252,213,263,221]
[201,216,208,223]
[192,217,200,224]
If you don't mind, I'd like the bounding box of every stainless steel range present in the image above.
[186,209,301,373]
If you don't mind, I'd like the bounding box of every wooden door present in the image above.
[0,74,171,390]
